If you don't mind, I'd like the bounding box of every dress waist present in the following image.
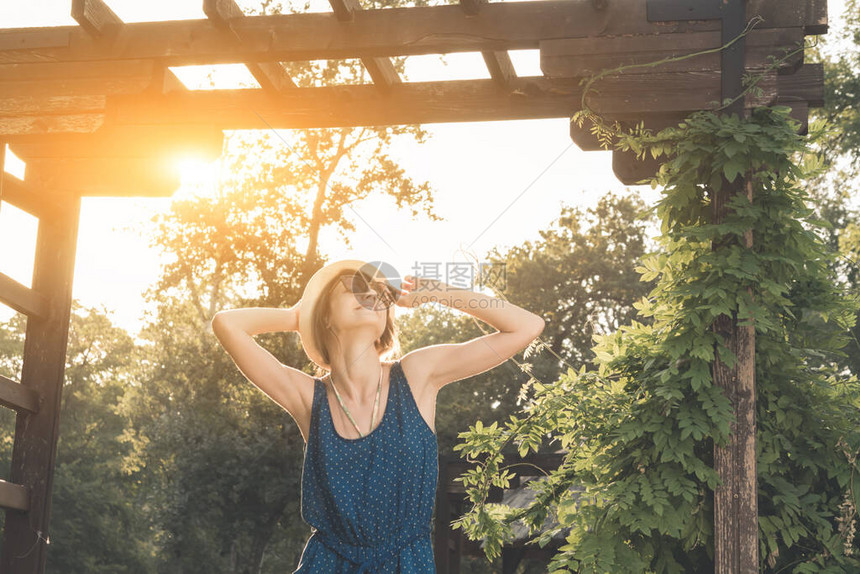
[311,523,432,573]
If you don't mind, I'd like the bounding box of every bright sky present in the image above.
[0,0,851,339]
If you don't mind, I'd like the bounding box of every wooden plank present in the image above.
[458,0,518,86]
[602,100,811,183]
[0,173,68,219]
[1,193,80,573]
[0,28,69,51]
[327,0,401,90]
[104,75,591,128]
[805,0,828,34]
[243,60,294,93]
[0,59,154,83]
[586,68,778,114]
[0,272,50,319]
[570,118,608,152]
[0,375,40,414]
[25,157,183,197]
[777,62,822,106]
[0,480,30,512]
[482,50,517,86]
[541,27,805,77]
[360,57,402,91]
[0,60,155,97]
[0,76,156,98]
[612,146,663,184]
[101,69,796,130]
[0,113,104,137]
[0,64,812,136]
[8,124,224,159]
[0,0,828,66]
[776,97,809,134]
[203,0,297,92]
[327,0,360,21]
[71,0,122,39]
[0,95,106,115]
[103,76,585,128]
[148,64,188,96]
[609,97,813,185]
[460,0,484,16]
[570,111,686,151]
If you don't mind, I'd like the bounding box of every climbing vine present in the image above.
[449,19,860,574]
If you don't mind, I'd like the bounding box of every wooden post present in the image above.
[646,1,759,570]
[712,175,758,573]
[1,190,81,573]
[712,1,759,572]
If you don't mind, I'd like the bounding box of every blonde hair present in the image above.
[311,271,401,378]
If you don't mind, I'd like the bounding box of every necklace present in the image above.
[329,365,383,438]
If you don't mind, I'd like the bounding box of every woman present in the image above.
[211,259,545,573]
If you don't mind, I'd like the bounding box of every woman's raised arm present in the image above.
[211,303,315,430]
[399,276,545,392]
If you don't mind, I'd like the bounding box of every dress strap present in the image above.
[310,379,323,435]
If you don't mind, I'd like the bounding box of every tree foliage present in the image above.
[450,105,860,573]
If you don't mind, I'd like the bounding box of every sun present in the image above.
[171,155,222,196]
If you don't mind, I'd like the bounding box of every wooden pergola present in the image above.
[0,0,826,572]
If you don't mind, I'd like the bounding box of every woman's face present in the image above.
[326,273,391,336]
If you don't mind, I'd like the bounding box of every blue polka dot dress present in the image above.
[293,359,439,573]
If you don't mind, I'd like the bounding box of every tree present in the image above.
[117,0,446,570]
[452,106,860,572]
[0,304,157,573]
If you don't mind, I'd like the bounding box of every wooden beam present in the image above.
[327,0,401,91]
[71,0,122,39]
[570,111,686,151]
[0,271,50,319]
[586,69,778,113]
[0,113,104,137]
[1,173,74,220]
[0,60,156,97]
[8,124,224,159]
[0,480,30,512]
[482,50,517,87]
[541,27,805,77]
[56,0,186,100]
[0,94,105,116]
[570,118,612,152]
[459,0,485,16]
[0,28,69,52]
[203,0,297,92]
[0,64,814,137]
[612,146,663,185]
[0,0,828,66]
[327,0,359,21]
[0,375,40,414]
[458,0,518,86]
[777,61,823,106]
[2,173,52,218]
[2,192,80,573]
[360,57,402,91]
[599,97,811,184]
[776,96,809,134]
[24,157,184,197]
[100,69,794,130]
[804,0,828,34]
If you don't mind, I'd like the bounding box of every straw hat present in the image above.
[297,259,401,371]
